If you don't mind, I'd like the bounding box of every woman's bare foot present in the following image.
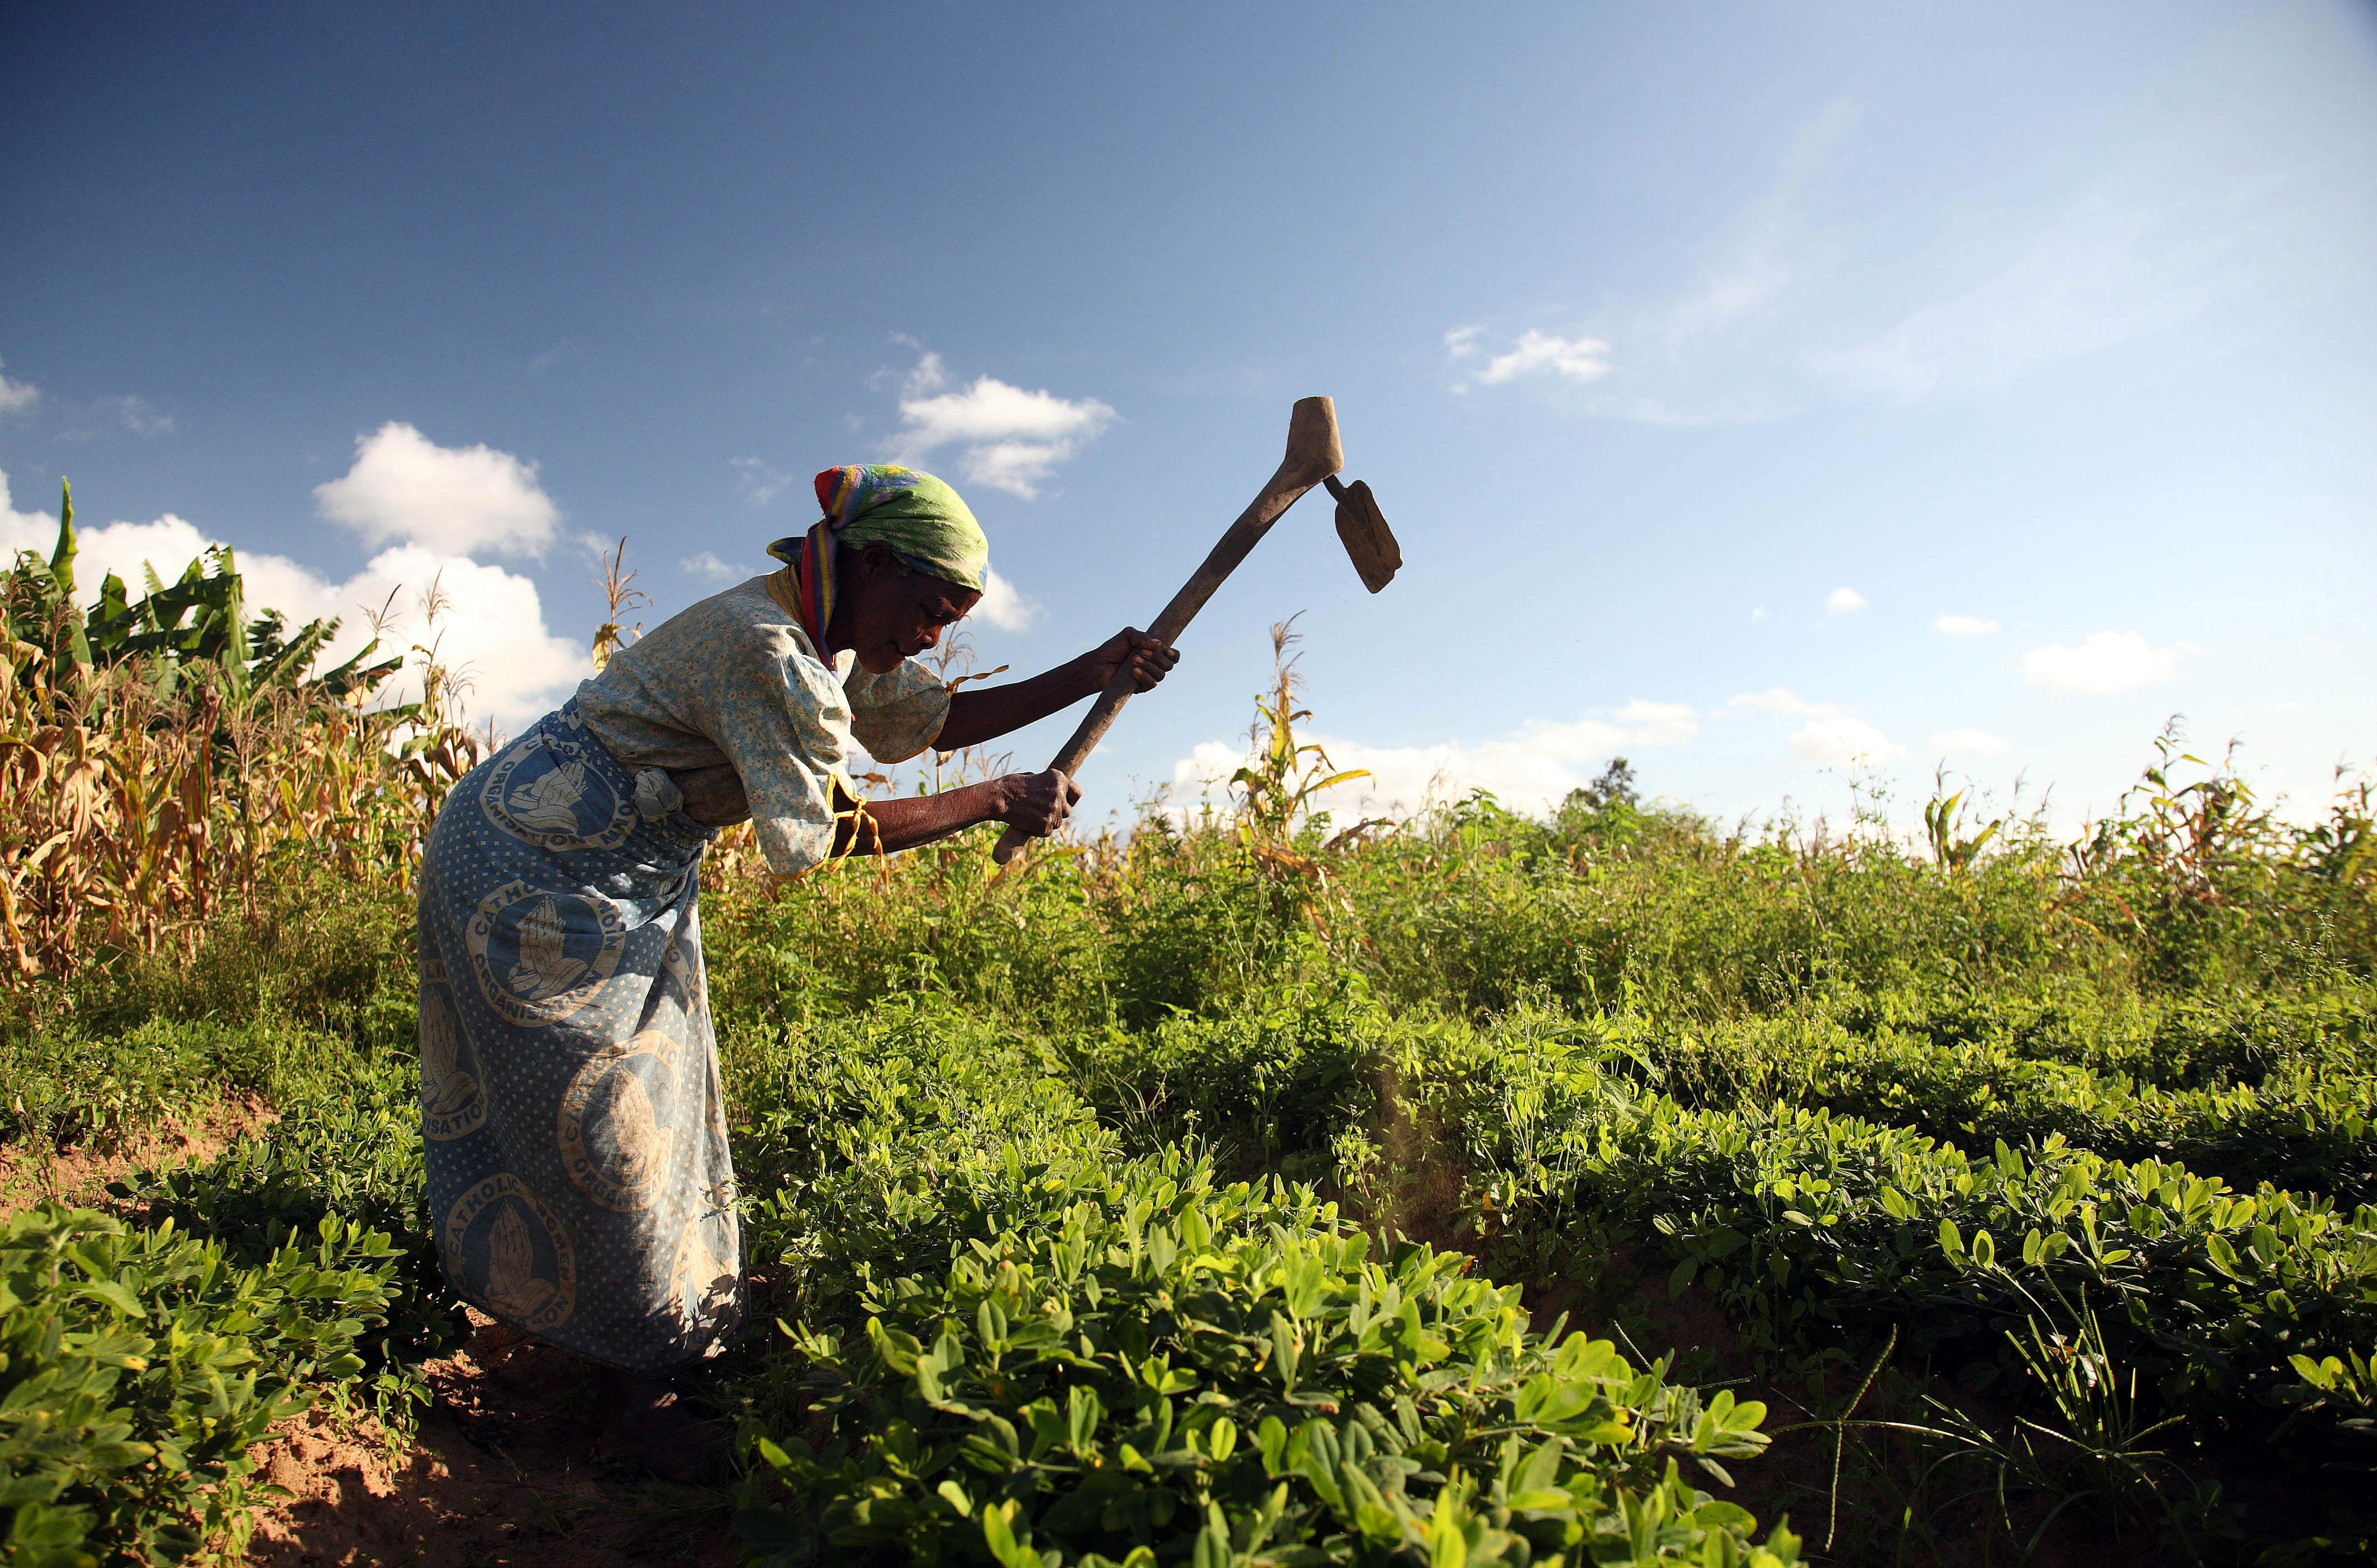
[594,1370,720,1485]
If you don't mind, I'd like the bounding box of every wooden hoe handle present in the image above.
[992,396,1344,865]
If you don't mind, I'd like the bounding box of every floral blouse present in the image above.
[573,573,950,876]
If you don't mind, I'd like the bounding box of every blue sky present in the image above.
[4,2,2373,836]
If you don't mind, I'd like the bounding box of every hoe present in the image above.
[992,395,1401,864]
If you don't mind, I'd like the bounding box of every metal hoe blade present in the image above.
[1326,475,1402,594]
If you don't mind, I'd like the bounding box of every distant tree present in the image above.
[1569,756,1639,813]
[1552,756,1643,851]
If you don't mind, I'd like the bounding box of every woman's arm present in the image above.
[830,769,1080,857]
[935,629,1177,751]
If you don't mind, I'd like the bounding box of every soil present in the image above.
[0,1094,275,1218]
[245,1312,739,1567]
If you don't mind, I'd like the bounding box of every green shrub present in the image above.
[705,838,1126,1033]
[1630,996,2377,1203]
[734,1148,1796,1568]
[729,993,1124,1322]
[123,1041,457,1375]
[1071,979,1388,1169]
[1097,843,1330,1031]
[0,1017,354,1157]
[1,861,418,1052]
[2,706,2368,1560]
[0,1204,403,1566]
[1546,1100,2377,1453]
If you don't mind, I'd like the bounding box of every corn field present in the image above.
[1,484,481,980]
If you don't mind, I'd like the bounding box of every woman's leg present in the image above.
[594,1365,720,1485]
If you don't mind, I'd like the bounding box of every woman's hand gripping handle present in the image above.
[989,630,1174,865]
[995,768,1082,843]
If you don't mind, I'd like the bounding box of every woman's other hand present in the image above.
[1088,628,1178,693]
[998,768,1082,837]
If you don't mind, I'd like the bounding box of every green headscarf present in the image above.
[768,465,989,592]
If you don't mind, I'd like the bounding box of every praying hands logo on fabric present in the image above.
[666,1210,743,1351]
[417,983,487,1140]
[509,758,589,832]
[466,882,625,1027]
[445,1175,578,1332]
[557,1030,682,1211]
[509,897,585,999]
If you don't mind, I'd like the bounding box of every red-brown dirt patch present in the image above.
[0,1094,275,1219]
[246,1314,737,1567]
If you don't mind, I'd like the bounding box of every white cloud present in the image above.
[1931,728,2012,755]
[1826,586,1867,614]
[1282,734,1590,818]
[953,440,1082,500]
[2019,629,2192,693]
[1729,686,1900,766]
[313,422,560,557]
[1485,67,2290,428]
[890,353,1116,499]
[100,395,173,436]
[0,356,37,415]
[0,466,582,727]
[1170,701,1694,818]
[1449,329,1613,390]
[1789,717,1905,766]
[973,567,1040,633]
[339,549,587,724]
[1729,687,1847,720]
[1607,699,1700,746]
[1639,100,1862,352]
[1505,99,1856,426]
[731,456,795,506]
[1817,198,2217,402]
[680,550,743,584]
[1512,714,1656,763]
[894,346,945,393]
[1934,614,2002,636]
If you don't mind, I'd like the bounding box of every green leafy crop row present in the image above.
[736,1146,1795,1567]
[1,1206,404,1567]
[1549,1105,2377,1437]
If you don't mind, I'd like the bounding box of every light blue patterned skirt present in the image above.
[417,700,743,1374]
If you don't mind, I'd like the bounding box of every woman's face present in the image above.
[836,542,981,673]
